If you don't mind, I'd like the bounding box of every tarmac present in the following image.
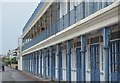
[0,66,43,83]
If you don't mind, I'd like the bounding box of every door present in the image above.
[110,40,120,82]
[76,47,82,81]
[90,44,100,81]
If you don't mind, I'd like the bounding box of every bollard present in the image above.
[2,65,4,71]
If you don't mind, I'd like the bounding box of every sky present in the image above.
[0,0,41,55]
[0,2,2,54]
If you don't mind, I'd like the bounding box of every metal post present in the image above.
[81,35,86,81]
[102,27,110,81]
[50,5,52,36]
[37,52,39,76]
[27,54,29,72]
[32,53,34,74]
[25,55,26,72]
[27,54,29,73]
[31,53,33,74]
[24,56,25,71]
[35,52,38,75]
[23,56,25,71]
[34,52,36,75]
[44,48,47,79]
[57,44,62,81]
[31,53,32,74]
[49,46,53,80]
[33,53,35,75]
[22,56,24,71]
[66,40,71,82]
[67,1,70,26]
[24,55,26,72]
[23,56,24,71]
[39,50,42,78]
[48,53,50,77]
[26,55,27,72]
[30,54,31,73]
[25,56,26,72]
[28,55,29,73]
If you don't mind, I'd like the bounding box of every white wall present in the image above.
[71,48,76,81]
[55,53,58,79]
[60,0,68,18]
[62,50,66,80]
[18,56,22,71]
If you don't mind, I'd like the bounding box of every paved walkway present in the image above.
[0,66,40,82]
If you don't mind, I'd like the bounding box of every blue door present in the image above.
[58,50,62,80]
[110,40,120,82]
[76,47,82,81]
[90,44,100,81]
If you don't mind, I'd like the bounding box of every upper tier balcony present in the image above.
[22,2,44,33]
[22,1,114,51]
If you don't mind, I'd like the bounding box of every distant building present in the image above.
[0,55,2,62]
[6,48,20,68]
[7,49,18,60]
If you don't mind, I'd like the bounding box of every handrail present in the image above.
[23,2,44,33]
[22,2,114,51]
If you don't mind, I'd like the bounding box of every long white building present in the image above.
[21,0,120,82]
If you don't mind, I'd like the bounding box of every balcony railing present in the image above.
[23,1,44,33]
[22,2,113,51]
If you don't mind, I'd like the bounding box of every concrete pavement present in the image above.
[1,66,40,82]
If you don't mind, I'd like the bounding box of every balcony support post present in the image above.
[32,53,33,74]
[102,27,110,81]
[49,46,53,80]
[39,50,42,78]
[81,35,86,81]
[35,52,38,75]
[43,48,47,79]
[66,40,71,82]
[57,44,62,82]
[34,52,36,75]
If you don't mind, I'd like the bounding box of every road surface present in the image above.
[1,66,40,82]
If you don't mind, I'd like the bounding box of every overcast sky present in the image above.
[0,0,41,55]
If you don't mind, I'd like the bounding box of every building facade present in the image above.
[21,0,120,82]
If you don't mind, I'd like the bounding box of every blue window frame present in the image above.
[110,40,120,81]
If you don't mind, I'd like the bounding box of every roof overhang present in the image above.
[22,1,53,38]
